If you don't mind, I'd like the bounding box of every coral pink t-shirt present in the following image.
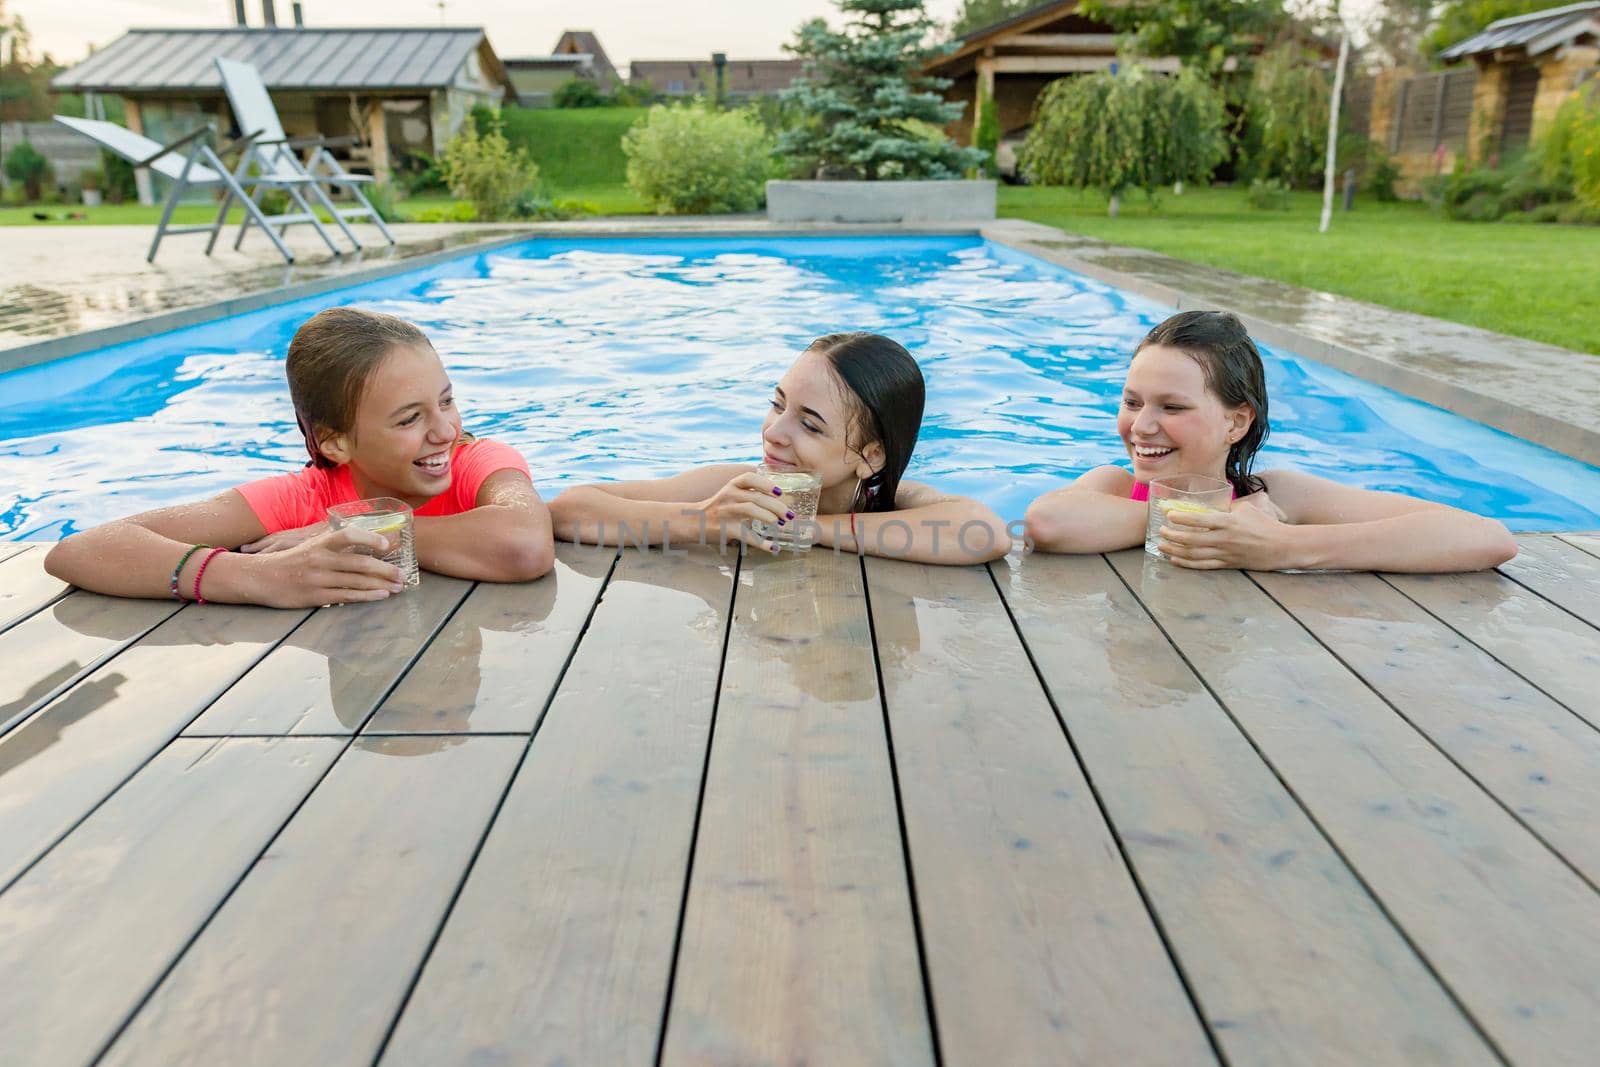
[235,439,531,534]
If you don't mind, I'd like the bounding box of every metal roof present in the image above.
[50,27,504,93]
[1439,2,1600,61]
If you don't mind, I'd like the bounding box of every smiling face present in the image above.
[1119,344,1254,483]
[761,348,884,509]
[316,342,463,506]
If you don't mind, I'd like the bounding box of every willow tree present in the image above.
[779,0,986,180]
[1020,64,1228,215]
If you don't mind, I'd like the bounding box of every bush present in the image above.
[101,149,137,204]
[612,82,658,108]
[1369,150,1402,202]
[553,78,607,108]
[442,120,541,221]
[396,151,448,196]
[362,181,404,223]
[469,103,500,137]
[623,102,773,214]
[1246,177,1292,210]
[410,201,479,223]
[498,107,645,188]
[4,140,52,201]
[1425,152,1574,222]
[1538,85,1600,213]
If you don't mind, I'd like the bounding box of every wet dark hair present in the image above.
[286,306,437,469]
[807,332,925,513]
[1135,310,1269,496]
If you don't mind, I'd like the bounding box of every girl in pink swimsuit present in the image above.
[46,307,554,606]
[1023,310,1516,572]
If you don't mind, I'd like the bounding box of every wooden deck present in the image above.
[3,534,1600,1066]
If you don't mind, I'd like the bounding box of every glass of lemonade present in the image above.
[750,463,822,551]
[327,497,419,588]
[1145,474,1232,559]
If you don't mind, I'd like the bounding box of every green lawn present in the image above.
[999,185,1600,355]
[499,107,646,190]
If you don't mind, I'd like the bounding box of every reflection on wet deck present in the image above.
[1,536,1598,1066]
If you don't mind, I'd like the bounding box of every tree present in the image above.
[779,0,987,180]
[1362,0,1436,70]
[1,3,61,124]
[1243,44,1332,187]
[1424,0,1569,58]
[950,0,1035,38]
[1079,0,1280,80]
[1020,64,1228,214]
[973,85,1000,174]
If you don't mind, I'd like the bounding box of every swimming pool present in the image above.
[3,234,1598,539]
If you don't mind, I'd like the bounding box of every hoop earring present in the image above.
[851,477,863,512]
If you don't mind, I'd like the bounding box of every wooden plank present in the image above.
[660,549,935,1067]
[0,603,307,887]
[0,592,181,739]
[999,554,1494,1066]
[1257,569,1600,887]
[381,547,735,1067]
[0,549,68,634]
[184,575,472,735]
[0,737,342,1067]
[866,557,1216,1064]
[1501,535,1600,628]
[364,543,615,733]
[1111,551,1600,1067]
[1386,570,1600,728]
[99,735,525,1067]
[0,542,34,564]
[1558,533,1600,560]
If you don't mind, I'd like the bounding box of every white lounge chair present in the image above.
[215,57,397,253]
[53,115,342,264]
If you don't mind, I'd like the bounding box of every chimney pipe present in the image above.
[262,0,277,28]
[292,2,304,27]
[233,0,247,26]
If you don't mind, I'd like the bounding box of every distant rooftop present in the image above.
[51,27,507,93]
[1439,1,1600,61]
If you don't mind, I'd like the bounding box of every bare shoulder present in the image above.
[1072,465,1137,495]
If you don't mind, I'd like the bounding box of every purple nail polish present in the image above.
[785,511,794,520]
[777,518,786,526]
[772,487,782,496]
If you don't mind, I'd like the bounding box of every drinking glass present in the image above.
[327,497,419,588]
[750,464,821,552]
[1145,474,1232,559]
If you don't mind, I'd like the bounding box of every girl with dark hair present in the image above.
[1025,310,1517,572]
[46,307,554,606]
[550,332,1009,564]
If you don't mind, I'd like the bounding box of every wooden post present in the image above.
[124,98,155,206]
[1430,71,1448,151]
[367,100,391,184]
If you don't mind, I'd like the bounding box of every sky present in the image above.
[17,0,970,67]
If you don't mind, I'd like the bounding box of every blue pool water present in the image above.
[3,234,1599,538]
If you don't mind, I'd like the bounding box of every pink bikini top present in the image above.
[1130,481,1236,502]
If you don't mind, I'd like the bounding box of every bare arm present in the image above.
[43,490,405,606]
[548,464,784,549]
[814,481,1011,564]
[1160,470,1517,573]
[1023,466,1146,554]
[413,469,555,582]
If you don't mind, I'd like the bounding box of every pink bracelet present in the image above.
[192,547,227,605]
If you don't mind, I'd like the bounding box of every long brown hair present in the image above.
[1135,310,1270,496]
[286,306,433,469]
[808,332,925,513]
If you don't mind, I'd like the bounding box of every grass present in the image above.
[999,185,1600,355]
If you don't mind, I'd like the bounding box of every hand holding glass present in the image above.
[750,464,821,551]
[327,497,420,588]
[1145,474,1232,559]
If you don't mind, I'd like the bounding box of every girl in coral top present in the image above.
[46,307,553,607]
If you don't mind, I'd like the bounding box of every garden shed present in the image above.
[925,0,1181,147]
[1437,1,1599,158]
[49,26,516,200]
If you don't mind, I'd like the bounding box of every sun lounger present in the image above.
[215,57,397,253]
[53,115,341,264]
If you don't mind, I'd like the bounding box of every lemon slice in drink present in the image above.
[349,513,408,534]
[1157,499,1216,515]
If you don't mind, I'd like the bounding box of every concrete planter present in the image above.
[766,179,996,223]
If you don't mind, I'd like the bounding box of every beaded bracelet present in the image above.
[169,544,210,601]
[192,547,228,606]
